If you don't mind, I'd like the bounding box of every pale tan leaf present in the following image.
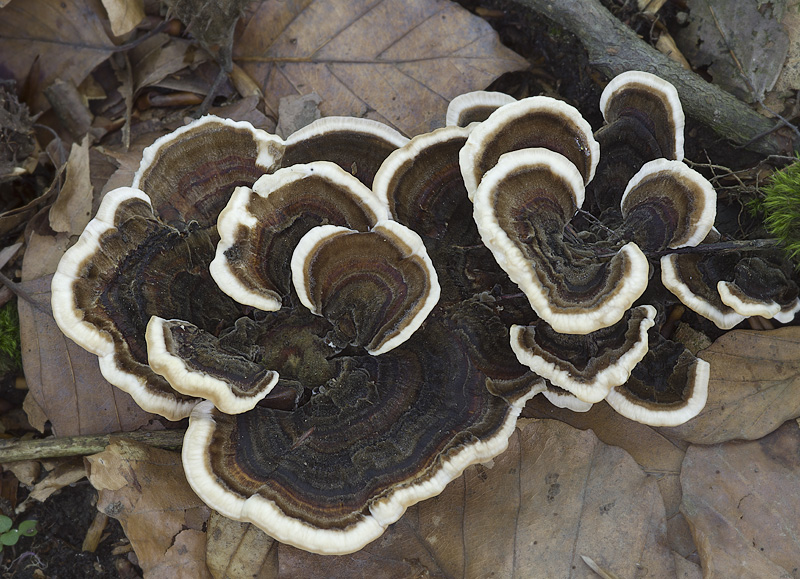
[673,553,702,579]
[660,327,800,445]
[234,0,527,137]
[16,457,86,512]
[49,136,93,236]
[0,0,115,112]
[86,439,212,579]
[680,420,800,577]
[522,397,689,553]
[205,513,277,579]
[100,0,144,37]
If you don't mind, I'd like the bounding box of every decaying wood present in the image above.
[0,429,185,463]
[509,0,796,156]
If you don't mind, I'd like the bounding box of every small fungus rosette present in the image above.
[455,71,725,425]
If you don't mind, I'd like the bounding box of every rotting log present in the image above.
[0,429,185,463]
[508,0,796,156]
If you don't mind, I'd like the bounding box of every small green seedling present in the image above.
[0,516,37,549]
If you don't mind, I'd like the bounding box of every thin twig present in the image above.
[595,238,782,259]
[0,429,186,463]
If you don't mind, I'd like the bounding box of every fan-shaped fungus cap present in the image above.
[374,124,478,241]
[373,124,512,304]
[145,316,279,414]
[511,305,656,403]
[211,162,391,312]
[181,315,541,555]
[51,188,243,420]
[662,247,800,329]
[132,116,284,226]
[459,96,600,200]
[605,337,709,427]
[619,158,716,251]
[445,91,517,127]
[587,72,686,218]
[282,117,409,187]
[473,148,649,334]
[600,70,685,162]
[291,221,440,355]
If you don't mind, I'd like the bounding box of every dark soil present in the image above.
[0,483,137,579]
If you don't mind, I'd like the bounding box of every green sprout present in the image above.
[0,301,22,375]
[0,516,37,551]
[751,158,800,268]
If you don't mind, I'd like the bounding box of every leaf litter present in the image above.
[0,0,799,577]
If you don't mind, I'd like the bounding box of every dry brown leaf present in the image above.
[0,0,116,112]
[267,419,674,577]
[16,457,85,512]
[86,439,212,579]
[100,0,144,37]
[205,512,277,579]
[674,553,702,579]
[680,420,800,577]
[234,0,527,137]
[660,327,800,445]
[49,136,93,236]
[522,397,691,554]
[130,34,208,94]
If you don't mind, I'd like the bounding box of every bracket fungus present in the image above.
[291,221,440,355]
[472,147,650,334]
[50,69,798,555]
[52,112,543,554]
[662,244,800,329]
[456,71,725,426]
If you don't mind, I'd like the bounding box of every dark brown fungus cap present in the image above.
[282,117,409,188]
[599,71,684,162]
[472,148,649,334]
[511,305,656,403]
[717,256,800,321]
[661,252,746,330]
[374,125,475,241]
[52,188,244,420]
[182,317,540,555]
[587,72,684,217]
[373,125,512,303]
[290,222,440,355]
[605,334,708,427]
[619,159,716,252]
[210,162,391,311]
[459,96,600,199]
[661,238,800,329]
[146,316,279,414]
[132,116,284,227]
[445,91,517,127]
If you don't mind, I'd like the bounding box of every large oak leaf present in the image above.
[234,0,528,136]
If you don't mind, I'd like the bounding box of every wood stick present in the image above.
[0,429,185,463]
[507,0,796,156]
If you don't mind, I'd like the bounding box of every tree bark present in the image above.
[509,0,796,156]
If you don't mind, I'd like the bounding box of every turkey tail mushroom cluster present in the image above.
[50,71,797,556]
